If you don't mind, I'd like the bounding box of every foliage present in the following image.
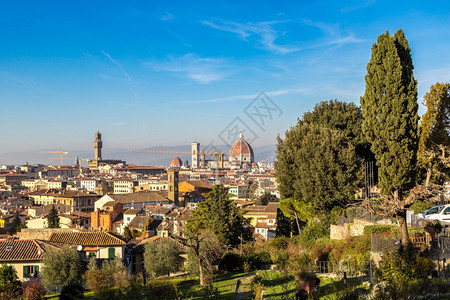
[0,264,22,298]
[297,218,332,250]
[328,236,371,266]
[378,242,435,296]
[188,185,251,246]
[218,252,243,272]
[144,238,183,278]
[256,192,279,206]
[250,274,263,299]
[145,279,180,300]
[9,214,25,234]
[361,29,419,197]
[83,257,131,299]
[41,245,82,291]
[47,205,60,228]
[275,207,298,237]
[183,230,224,286]
[123,226,132,241]
[275,122,362,213]
[59,283,84,300]
[23,278,46,300]
[409,200,434,214]
[300,99,373,161]
[294,270,320,284]
[418,82,450,185]
[363,225,399,236]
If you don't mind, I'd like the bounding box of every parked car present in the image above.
[421,205,444,218]
[424,204,450,224]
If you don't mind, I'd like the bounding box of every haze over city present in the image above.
[1,0,449,164]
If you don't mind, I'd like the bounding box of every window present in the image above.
[108,247,115,259]
[23,265,39,278]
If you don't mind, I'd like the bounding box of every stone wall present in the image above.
[330,218,394,240]
[16,228,75,240]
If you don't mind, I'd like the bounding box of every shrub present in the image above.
[218,252,243,272]
[409,200,433,214]
[23,279,46,300]
[144,279,180,299]
[59,283,84,300]
[250,274,263,300]
[363,225,398,236]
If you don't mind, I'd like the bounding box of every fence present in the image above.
[308,261,371,278]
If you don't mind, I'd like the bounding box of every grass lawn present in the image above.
[317,276,370,299]
[177,271,256,299]
[258,270,298,299]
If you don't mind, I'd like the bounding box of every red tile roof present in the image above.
[49,232,125,246]
[0,238,61,261]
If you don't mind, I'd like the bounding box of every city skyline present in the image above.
[1,0,449,161]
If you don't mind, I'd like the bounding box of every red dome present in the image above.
[170,157,183,167]
[229,133,254,160]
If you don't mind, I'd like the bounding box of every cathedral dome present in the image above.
[170,157,183,168]
[229,132,254,165]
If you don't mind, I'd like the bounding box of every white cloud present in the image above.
[101,50,138,100]
[148,53,231,84]
[182,87,311,104]
[202,19,301,55]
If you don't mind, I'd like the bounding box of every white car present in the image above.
[424,204,450,224]
[421,205,444,218]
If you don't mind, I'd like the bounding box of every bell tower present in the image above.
[94,131,103,161]
[191,142,200,169]
[168,169,179,206]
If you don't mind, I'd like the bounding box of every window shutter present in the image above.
[108,247,115,259]
[23,266,28,277]
[34,265,39,276]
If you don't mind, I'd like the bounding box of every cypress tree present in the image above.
[361,29,419,244]
[47,205,60,228]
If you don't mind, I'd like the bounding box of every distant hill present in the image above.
[0,144,276,166]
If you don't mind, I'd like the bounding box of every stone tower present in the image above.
[168,168,179,206]
[191,142,200,169]
[94,131,103,161]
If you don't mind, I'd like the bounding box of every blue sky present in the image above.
[0,0,449,159]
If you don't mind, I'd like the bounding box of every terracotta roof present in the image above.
[128,216,151,230]
[229,136,254,156]
[108,192,169,204]
[0,238,60,261]
[124,209,143,215]
[170,157,183,167]
[49,232,125,246]
[181,180,212,189]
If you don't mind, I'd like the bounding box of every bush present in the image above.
[145,279,180,299]
[250,274,263,300]
[218,252,243,272]
[363,225,399,236]
[59,283,84,300]
[23,279,46,300]
[409,200,433,214]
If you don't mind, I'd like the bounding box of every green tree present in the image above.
[47,205,60,228]
[275,123,362,213]
[180,230,223,286]
[123,226,133,241]
[256,192,279,206]
[190,185,251,245]
[8,214,24,235]
[418,82,450,186]
[144,238,183,277]
[360,29,419,244]
[0,264,22,298]
[301,100,373,161]
[41,245,82,291]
